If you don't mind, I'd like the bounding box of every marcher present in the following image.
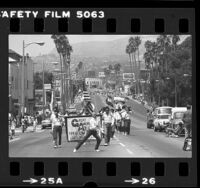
[73,112,101,152]
[102,107,114,146]
[121,106,131,135]
[50,108,63,148]
[114,109,122,133]
[110,109,115,139]
[182,104,192,138]
[120,106,126,134]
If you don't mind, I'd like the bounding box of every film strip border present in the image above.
[9,17,190,33]
[2,159,195,186]
[0,8,196,187]
[0,8,195,33]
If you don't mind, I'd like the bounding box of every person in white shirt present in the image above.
[121,106,131,135]
[73,113,101,152]
[114,109,122,133]
[10,115,16,140]
[102,107,114,146]
[50,108,63,148]
[110,109,116,139]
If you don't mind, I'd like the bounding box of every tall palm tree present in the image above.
[126,44,133,73]
[51,35,73,110]
[135,36,142,94]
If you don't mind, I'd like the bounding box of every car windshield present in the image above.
[158,115,170,119]
[174,112,184,119]
[158,108,172,114]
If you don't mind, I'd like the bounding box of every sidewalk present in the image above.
[14,125,42,133]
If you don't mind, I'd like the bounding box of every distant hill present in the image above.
[32,36,148,73]
[32,35,189,73]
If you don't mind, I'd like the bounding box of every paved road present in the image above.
[9,94,191,158]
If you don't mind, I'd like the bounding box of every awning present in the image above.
[9,57,17,62]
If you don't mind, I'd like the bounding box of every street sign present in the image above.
[44,84,51,90]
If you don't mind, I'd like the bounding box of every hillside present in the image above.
[32,35,188,73]
[32,36,148,73]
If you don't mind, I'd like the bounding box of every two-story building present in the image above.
[9,49,35,115]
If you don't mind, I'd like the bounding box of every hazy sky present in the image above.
[9,35,189,57]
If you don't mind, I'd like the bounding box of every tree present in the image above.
[144,35,191,106]
[114,63,121,74]
[126,44,133,73]
[51,35,73,111]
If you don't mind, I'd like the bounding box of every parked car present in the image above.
[153,114,171,132]
[41,119,52,129]
[168,107,187,136]
[156,106,173,115]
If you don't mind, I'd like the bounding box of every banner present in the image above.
[66,115,102,142]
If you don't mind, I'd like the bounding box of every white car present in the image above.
[153,114,171,132]
[41,119,52,129]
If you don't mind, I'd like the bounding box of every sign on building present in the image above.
[66,115,101,141]
[123,73,135,81]
[44,84,51,90]
[98,72,105,78]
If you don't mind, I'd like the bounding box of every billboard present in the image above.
[66,115,102,141]
[123,73,135,81]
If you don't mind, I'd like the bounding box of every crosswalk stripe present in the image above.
[119,143,126,147]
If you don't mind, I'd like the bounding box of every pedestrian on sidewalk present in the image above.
[10,115,16,140]
[21,116,25,133]
[33,116,37,132]
[182,104,192,138]
[102,107,114,146]
[73,112,101,152]
[50,107,63,148]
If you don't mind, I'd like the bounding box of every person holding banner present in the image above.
[73,112,102,152]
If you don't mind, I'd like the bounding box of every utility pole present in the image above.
[42,61,45,120]
[21,40,25,117]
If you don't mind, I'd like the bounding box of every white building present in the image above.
[85,78,103,88]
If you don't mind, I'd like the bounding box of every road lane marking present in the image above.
[9,137,20,143]
[126,149,133,155]
[36,130,45,133]
[119,143,126,147]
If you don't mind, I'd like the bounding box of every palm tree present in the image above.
[125,44,133,73]
[135,36,142,94]
[51,35,73,110]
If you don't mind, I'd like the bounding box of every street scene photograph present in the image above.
[8,34,192,158]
